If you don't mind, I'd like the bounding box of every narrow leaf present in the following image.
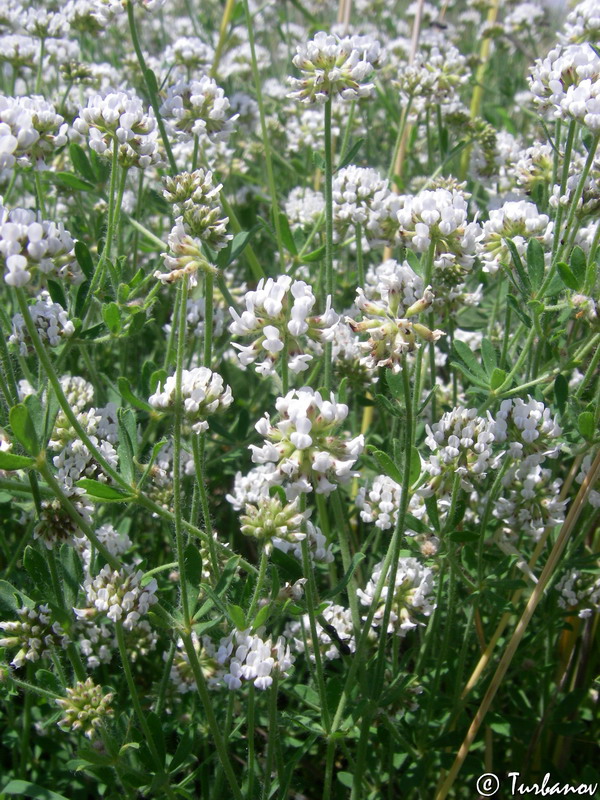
[324,553,366,599]
[554,374,568,414]
[10,404,39,455]
[76,478,133,501]
[367,446,402,485]
[578,411,595,440]
[278,213,298,255]
[454,340,487,380]
[570,246,586,289]
[336,138,365,172]
[0,452,35,470]
[481,338,497,376]
[505,238,531,294]
[557,261,579,291]
[526,238,545,292]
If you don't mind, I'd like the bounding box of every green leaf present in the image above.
[385,371,404,399]
[102,302,121,334]
[184,543,203,612]
[60,543,83,608]
[507,293,531,326]
[146,711,166,768]
[75,279,91,318]
[35,669,62,696]
[557,261,579,291]
[302,243,326,263]
[0,580,23,616]
[336,138,365,172]
[74,241,94,280]
[46,279,67,310]
[490,367,507,391]
[408,446,421,485]
[23,546,52,594]
[117,408,136,485]
[505,238,531,295]
[144,67,159,94]
[554,374,568,414]
[367,445,402,485]
[312,150,325,170]
[227,603,246,630]
[252,602,272,631]
[270,547,303,582]
[278,212,298,255]
[526,238,545,292]
[69,143,97,183]
[1,781,71,800]
[481,338,497,376]
[169,730,194,775]
[76,478,133,501]
[118,377,153,412]
[324,553,365,600]
[570,246,586,289]
[453,340,487,380]
[10,403,39,455]
[217,226,260,268]
[50,172,95,192]
[337,772,354,789]
[373,393,401,418]
[578,411,595,440]
[0,451,35,470]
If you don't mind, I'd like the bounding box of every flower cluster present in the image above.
[396,188,482,282]
[348,266,444,372]
[10,290,74,355]
[216,627,294,690]
[228,275,339,377]
[76,565,158,630]
[288,31,381,104]
[421,406,499,493]
[56,678,114,740]
[0,604,69,668]
[357,557,436,636]
[285,602,355,662]
[250,388,364,496]
[148,367,233,433]
[1,205,79,287]
[0,95,67,170]
[556,569,600,618]
[73,90,162,169]
[479,200,552,275]
[333,165,400,246]
[161,77,238,143]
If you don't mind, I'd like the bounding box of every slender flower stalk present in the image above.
[323,96,334,392]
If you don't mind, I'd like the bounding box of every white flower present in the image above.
[148,367,233,434]
[0,95,67,170]
[356,474,402,530]
[1,205,79,287]
[161,77,238,143]
[288,31,381,104]
[285,602,355,661]
[216,628,294,690]
[357,557,436,636]
[77,565,158,630]
[229,276,339,378]
[250,387,364,497]
[73,90,162,169]
[479,200,552,275]
[10,291,74,356]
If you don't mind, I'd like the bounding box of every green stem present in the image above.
[575,339,600,399]
[192,433,218,576]
[550,120,577,264]
[247,683,256,800]
[355,223,364,287]
[331,490,361,631]
[374,357,412,693]
[83,136,120,318]
[116,624,177,797]
[35,38,45,94]
[155,639,176,717]
[126,0,178,175]
[173,277,191,628]
[300,533,331,733]
[388,94,413,181]
[262,677,278,800]
[203,270,213,367]
[248,547,269,621]
[560,134,600,259]
[182,632,244,800]
[242,0,284,267]
[323,96,334,393]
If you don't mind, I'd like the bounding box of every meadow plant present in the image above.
[0,1,599,799]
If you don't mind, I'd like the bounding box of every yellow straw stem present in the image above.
[435,450,600,800]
